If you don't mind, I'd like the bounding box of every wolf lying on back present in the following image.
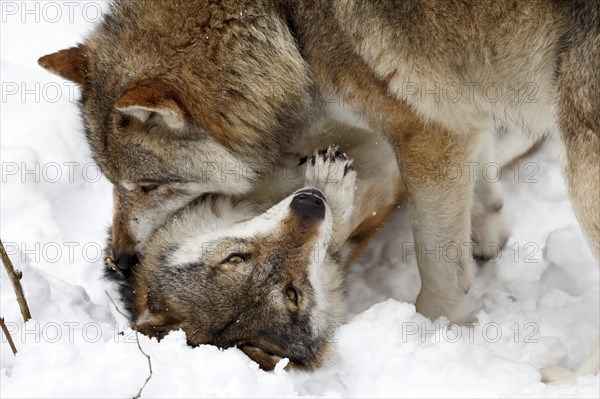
[114,148,360,371]
[107,132,404,371]
[40,0,598,380]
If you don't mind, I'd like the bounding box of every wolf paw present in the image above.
[540,366,577,384]
[305,145,356,202]
[305,146,356,244]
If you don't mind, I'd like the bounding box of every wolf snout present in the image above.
[112,250,139,270]
[291,189,326,219]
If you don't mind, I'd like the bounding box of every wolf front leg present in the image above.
[304,146,357,247]
[395,126,481,322]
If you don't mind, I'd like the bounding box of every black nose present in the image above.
[290,189,326,220]
[112,251,139,270]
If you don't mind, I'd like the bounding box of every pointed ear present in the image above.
[115,81,186,130]
[38,45,88,86]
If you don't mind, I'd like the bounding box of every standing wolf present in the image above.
[39,0,598,380]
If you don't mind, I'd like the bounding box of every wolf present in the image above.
[106,141,403,371]
[39,0,598,380]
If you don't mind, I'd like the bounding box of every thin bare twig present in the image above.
[0,317,17,355]
[132,331,153,399]
[105,290,128,319]
[105,291,153,399]
[0,239,31,322]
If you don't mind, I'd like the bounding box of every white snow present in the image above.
[1,3,598,398]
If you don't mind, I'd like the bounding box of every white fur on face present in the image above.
[161,189,334,267]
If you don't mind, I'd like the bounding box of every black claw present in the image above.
[344,163,354,175]
[310,156,316,166]
[298,156,308,165]
[313,147,350,167]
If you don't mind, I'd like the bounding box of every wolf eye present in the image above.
[140,184,159,194]
[285,284,299,306]
[223,253,250,264]
[118,116,130,129]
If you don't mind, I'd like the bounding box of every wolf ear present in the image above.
[38,45,88,86]
[115,81,186,130]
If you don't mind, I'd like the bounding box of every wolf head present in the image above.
[38,0,315,268]
[112,187,345,371]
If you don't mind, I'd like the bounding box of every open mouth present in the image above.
[239,344,294,371]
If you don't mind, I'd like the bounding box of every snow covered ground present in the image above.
[1,3,599,397]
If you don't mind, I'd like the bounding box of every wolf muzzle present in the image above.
[112,250,139,270]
